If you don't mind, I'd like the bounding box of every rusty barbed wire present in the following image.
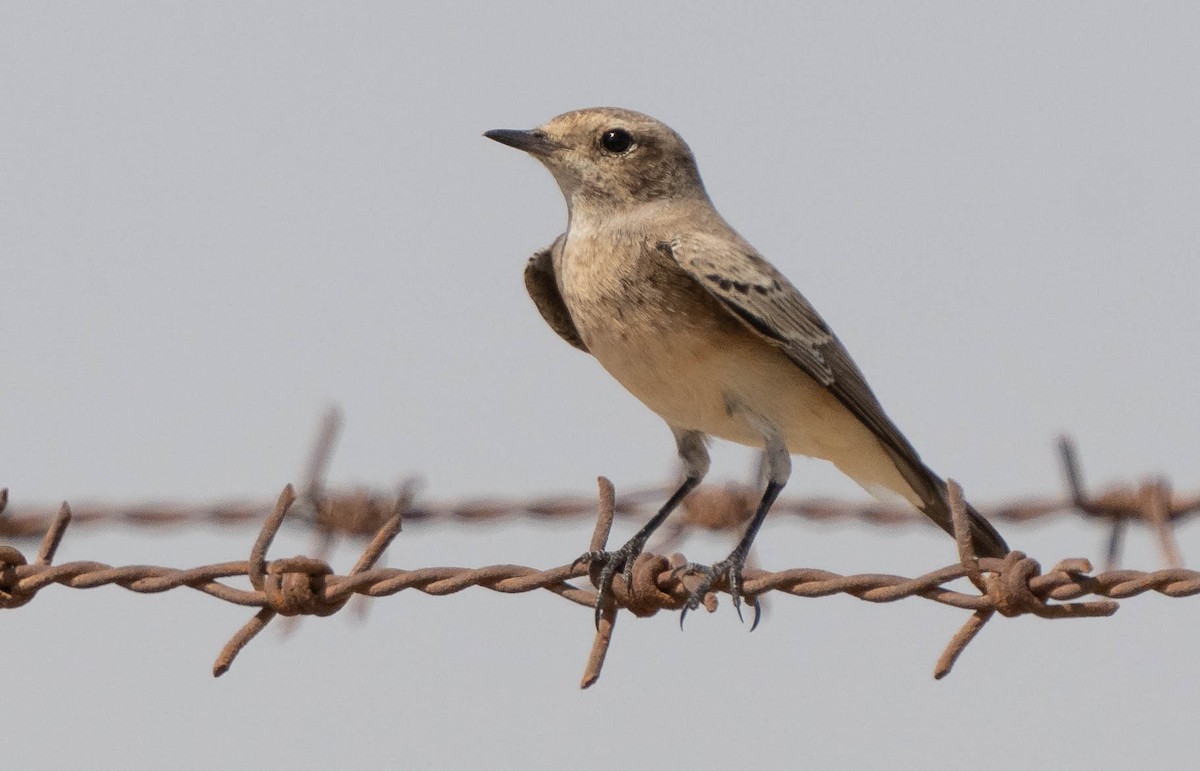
[3,476,1199,687]
[4,412,1199,684]
[2,410,1196,571]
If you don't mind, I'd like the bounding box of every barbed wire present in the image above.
[2,407,1197,571]
[4,412,1199,684]
[3,475,1199,688]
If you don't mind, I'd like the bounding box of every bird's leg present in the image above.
[584,474,701,623]
[682,426,789,630]
[579,429,708,626]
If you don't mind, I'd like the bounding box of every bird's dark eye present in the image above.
[601,128,634,154]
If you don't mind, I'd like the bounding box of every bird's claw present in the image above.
[572,550,607,569]
[578,541,644,628]
[678,554,761,631]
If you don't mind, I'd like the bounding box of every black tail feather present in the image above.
[920,478,1009,559]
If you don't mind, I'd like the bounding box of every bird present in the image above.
[484,107,1008,627]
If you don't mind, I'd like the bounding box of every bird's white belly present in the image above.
[586,323,922,507]
[588,324,858,454]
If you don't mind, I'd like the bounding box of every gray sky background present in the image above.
[3,3,1199,769]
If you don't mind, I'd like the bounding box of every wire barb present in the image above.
[930,481,1121,679]
[2,473,1198,686]
[213,484,405,677]
[1057,436,1190,568]
[4,434,1198,576]
[580,477,618,689]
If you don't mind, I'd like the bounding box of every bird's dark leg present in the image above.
[579,429,709,625]
[682,427,789,630]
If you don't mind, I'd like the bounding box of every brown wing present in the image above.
[663,233,900,449]
[663,233,1008,557]
[524,235,589,353]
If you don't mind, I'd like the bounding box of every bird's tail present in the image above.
[875,444,1009,557]
[917,476,1009,559]
[847,434,1010,558]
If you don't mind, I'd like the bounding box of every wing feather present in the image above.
[524,235,589,353]
[665,237,944,513]
[663,233,904,451]
[663,233,1008,557]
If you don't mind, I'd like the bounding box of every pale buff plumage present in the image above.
[487,108,1007,620]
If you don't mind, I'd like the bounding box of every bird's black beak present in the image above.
[484,128,558,157]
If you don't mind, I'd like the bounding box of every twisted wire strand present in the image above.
[3,479,1198,687]
[3,435,1194,576]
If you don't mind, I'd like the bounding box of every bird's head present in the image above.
[485,107,707,212]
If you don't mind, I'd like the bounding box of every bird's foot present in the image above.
[575,538,645,627]
[679,550,761,631]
